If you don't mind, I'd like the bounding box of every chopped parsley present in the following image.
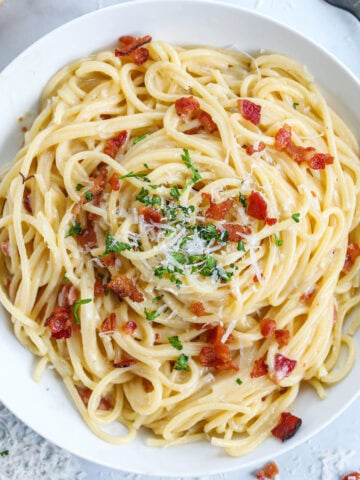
[144,308,160,321]
[291,212,301,223]
[143,163,150,170]
[237,240,245,252]
[239,193,247,209]
[119,171,150,182]
[274,233,283,247]
[181,148,202,190]
[170,186,181,200]
[168,335,183,351]
[84,190,92,202]
[153,267,183,287]
[136,187,161,206]
[152,295,164,303]
[66,222,81,238]
[0,450,9,457]
[63,275,70,283]
[76,183,85,191]
[293,102,299,110]
[73,298,92,324]
[174,353,190,371]
[236,378,243,385]
[103,232,131,256]
[133,133,151,144]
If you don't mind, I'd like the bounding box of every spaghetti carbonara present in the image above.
[0,36,359,456]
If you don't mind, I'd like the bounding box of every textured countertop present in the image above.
[0,1,359,479]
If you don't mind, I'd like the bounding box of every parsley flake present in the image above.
[119,171,150,182]
[133,133,151,144]
[237,240,245,252]
[136,187,161,206]
[144,308,160,321]
[293,102,299,110]
[274,233,283,247]
[168,335,183,351]
[76,183,85,191]
[84,190,92,201]
[66,222,81,238]
[170,186,181,200]
[102,232,131,256]
[0,450,9,457]
[73,298,92,324]
[143,163,150,170]
[174,353,190,371]
[236,378,243,385]
[239,193,247,209]
[181,148,202,189]
[152,295,164,303]
[291,213,301,223]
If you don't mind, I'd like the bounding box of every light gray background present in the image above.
[0,1,359,479]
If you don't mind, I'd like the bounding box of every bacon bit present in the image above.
[245,141,266,155]
[108,274,144,302]
[274,124,292,151]
[255,461,279,479]
[253,273,264,283]
[207,324,225,344]
[286,143,316,164]
[94,277,105,297]
[259,318,276,338]
[100,114,112,120]
[190,301,205,316]
[113,359,137,368]
[109,172,120,191]
[89,164,108,198]
[101,252,115,267]
[300,288,316,303]
[58,284,79,307]
[198,111,218,133]
[274,329,290,347]
[250,355,268,378]
[45,306,72,339]
[23,187,32,213]
[222,223,252,241]
[154,333,160,341]
[138,206,162,224]
[265,217,277,226]
[175,96,200,118]
[122,320,137,334]
[342,473,360,480]
[342,243,360,274]
[76,386,112,411]
[199,344,239,372]
[71,203,81,216]
[273,353,297,381]
[308,153,334,170]
[100,313,116,333]
[247,191,267,221]
[88,212,100,221]
[202,193,233,221]
[103,131,128,158]
[0,241,10,256]
[130,47,149,65]
[271,412,302,442]
[238,99,262,125]
[77,224,97,249]
[115,35,152,56]
[194,322,212,330]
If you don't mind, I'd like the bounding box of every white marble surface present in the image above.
[0,1,359,479]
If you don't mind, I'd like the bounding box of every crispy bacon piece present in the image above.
[122,320,137,334]
[222,223,252,241]
[139,206,162,224]
[287,143,316,164]
[247,191,267,221]
[250,355,268,378]
[190,301,205,316]
[238,99,262,125]
[253,273,264,283]
[175,96,200,118]
[109,172,120,191]
[207,324,225,344]
[100,313,116,333]
[274,124,292,151]
[76,386,112,411]
[342,473,360,480]
[198,111,218,133]
[89,164,108,198]
[113,359,137,368]
[273,353,297,381]
[94,277,105,297]
[108,274,144,302]
[255,461,279,479]
[103,131,128,159]
[300,288,316,303]
[194,322,212,330]
[77,224,97,249]
[199,344,239,372]
[0,241,10,256]
[115,35,152,56]
[308,153,334,170]
[271,412,302,442]
[275,329,290,347]
[245,141,266,155]
[265,217,277,226]
[101,252,115,267]
[45,306,72,340]
[23,187,32,213]
[130,47,149,65]
[202,193,233,221]
[58,284,79,307]
[260,318,276,338]
[342,243,360,274]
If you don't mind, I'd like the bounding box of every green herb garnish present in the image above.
[170,186,180,200]
[0,450,9,457]
[84,190,92,201]
[291,213,301,223]
[181,148,202,189]
[174,353,190,371]
[102,232,131,256]
[239,193,247,209]
[133,133,151,144]
[293,102,299,110]
[144,308,160,321]
[236,378,243,385]
[76,183,85,191]
[237,240,245,252]
[152,295,164,303]
[136,187,161,206]
[274,233,283,247]
[73,298,92,324]
[66,222,81,238]
[144,163,150,170]
[119,171,150,182]
[168,335,183,351]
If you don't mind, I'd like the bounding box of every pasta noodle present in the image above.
[0,37,360,457]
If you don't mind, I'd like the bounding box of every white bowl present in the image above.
[0,0,359,476]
